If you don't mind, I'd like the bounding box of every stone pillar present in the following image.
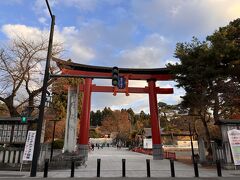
[148,79,164,160]
[63,86,79,153]
[198,137,206,163]
[78,78,92,160]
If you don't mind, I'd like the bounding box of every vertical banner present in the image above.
[23,131,36,161]
[227,129,240,165]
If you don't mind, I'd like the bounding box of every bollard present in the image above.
[193,160,199,177]
[122,159,126,177]
[97,159,101,177]
[170,159,175,177]
[216,160,222,177]
[71,160,75,178]
[146,159,151,177]
[43,159,49,178]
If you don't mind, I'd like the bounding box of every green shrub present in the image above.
[52,139,64,149]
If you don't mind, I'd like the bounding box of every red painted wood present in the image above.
[148,80,161,145]
[87,92,91,138]
[62,69,173,80]
[78,84,173,94]
[78,78,92,145]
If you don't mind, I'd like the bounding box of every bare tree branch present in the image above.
[0,34,63,116]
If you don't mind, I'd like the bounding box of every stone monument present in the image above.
[63,86,79,153]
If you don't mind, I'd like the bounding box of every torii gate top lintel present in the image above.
[53,57,173,81]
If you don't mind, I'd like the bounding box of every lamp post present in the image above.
[189,122,195,163]
[30,0,55,177]
[49,119,60,162]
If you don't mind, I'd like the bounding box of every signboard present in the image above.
[143,138,152,149]
[177,141,198,148]
[0,124,28,143]
[118,76,126,89]
[227,129,240,165]
[22,131,36,161]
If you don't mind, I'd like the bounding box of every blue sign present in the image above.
[118,76,126,89]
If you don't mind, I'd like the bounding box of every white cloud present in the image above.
[0,0,23,5]
[63,0,98,11]
[116,33,169,68]
[60,0,124,11]
[58,26,96,62]
[38,17,47,25]
[117,47,162,68]
[91,79,176,113]
[2,24,48,40]
[91,79,147,112]
[157,81,186,106]
[128,80,147,88]
[2,23,169,68]
[91,93,148,113]
[158,88,184,106]
[143,33,168,47]
[131,0,240,38]
[34,0,123,16]
[33,0,50,17]
[70,43,95,61]
[1,24,95,64]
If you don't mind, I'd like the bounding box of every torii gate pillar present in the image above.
[148,79,164,160]
[78,78,92,160]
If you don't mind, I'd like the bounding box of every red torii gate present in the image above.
[53,57,173,160]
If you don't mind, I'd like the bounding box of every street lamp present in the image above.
[30,0,55,177]
[188,122,195,163]
[49,119,61,162]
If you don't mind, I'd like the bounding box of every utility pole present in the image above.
[30,0,55,177]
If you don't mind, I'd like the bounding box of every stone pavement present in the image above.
[0,147,240,179]
[45,147,240,178]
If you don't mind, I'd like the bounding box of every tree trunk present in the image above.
[213,93,220,122]
[200,114,212,159]
[4,96,20,117]
[27,94,35,116]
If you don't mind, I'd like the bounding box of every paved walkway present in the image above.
[0,147,240,179]
[44,147,240,178]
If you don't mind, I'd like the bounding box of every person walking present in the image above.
[91,143,95,151]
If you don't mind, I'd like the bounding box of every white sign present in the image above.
[177,141,198,148]
[227,129,240,165]
[143,138,152,149]
[22,131,36,161]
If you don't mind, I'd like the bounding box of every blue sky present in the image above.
[1,0,240,113]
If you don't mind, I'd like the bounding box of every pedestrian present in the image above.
[88,142,91,152]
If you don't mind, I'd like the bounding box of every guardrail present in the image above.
[132,147,176,160]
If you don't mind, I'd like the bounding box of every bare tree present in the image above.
[0,35,63,116]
